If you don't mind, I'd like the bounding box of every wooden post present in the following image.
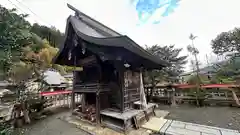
[114,60,124,112]
[72,71,76,110]
[96,91,100,124]
[55,95,57,107]
[64,94,66,106]
[96,58,102,124]
[81,94,85,111]
[67,93,69,108]
[72,40,78,110]
[71,92,76,110]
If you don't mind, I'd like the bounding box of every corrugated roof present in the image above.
[43,70,67,85]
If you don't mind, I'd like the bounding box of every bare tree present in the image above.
[187,33,201,106]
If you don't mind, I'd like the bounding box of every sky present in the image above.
[2,0,240,71]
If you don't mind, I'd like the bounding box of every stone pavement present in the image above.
[60,109,240,135]
[14,111,90,135]
[159,119,240,135]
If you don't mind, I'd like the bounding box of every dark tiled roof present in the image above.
[53,4,169,68]
[67,4,121,37]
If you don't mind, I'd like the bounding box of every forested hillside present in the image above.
[0,5,69,80]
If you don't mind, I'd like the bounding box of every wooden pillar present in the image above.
[114,60,124,112]
[96,91,100,124]
[96,58,101,124]
[72,46,77,110]
[72,71,76,110]
[81,94,85,111]
[120,68,124,113]
[71,92,76,110]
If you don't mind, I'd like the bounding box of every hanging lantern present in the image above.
[82,42,86,54]
[68,50,72,60]
[124,63,131,68]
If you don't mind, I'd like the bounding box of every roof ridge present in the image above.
[67,4,121,37]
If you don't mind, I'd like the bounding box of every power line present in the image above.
[14,0,53,27]
[6,0,39,24]
[6,0,26,16]
[5,0,57,46]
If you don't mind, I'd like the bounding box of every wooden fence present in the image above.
[40,90,81,109]
[145,84,240,107]
[0,90,81,123]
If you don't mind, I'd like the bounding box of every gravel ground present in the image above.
[13,111,89,135]
[158,104,240,131]
[9,105,240,134]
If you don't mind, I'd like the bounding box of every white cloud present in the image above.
[2,0,240,71]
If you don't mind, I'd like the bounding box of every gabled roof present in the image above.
[53,4,169,68]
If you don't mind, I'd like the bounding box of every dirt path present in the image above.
[14,111,89,135]
[158,104,240,131]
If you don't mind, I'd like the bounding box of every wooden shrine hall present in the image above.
[53,4,168,132]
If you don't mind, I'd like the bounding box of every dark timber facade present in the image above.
[53,4,168,132]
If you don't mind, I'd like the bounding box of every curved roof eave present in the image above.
[53,16,169,68]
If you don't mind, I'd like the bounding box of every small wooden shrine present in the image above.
[53,4,168,132]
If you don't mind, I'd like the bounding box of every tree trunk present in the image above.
[13,104,22,128]
[171,88,177,106]
[196,87,200,106]
[22,102,31,124]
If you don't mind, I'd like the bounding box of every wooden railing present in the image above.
[40,90,81,109]
[0,91,81,123]
[144,85,240,107]
[74,83,110,93]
